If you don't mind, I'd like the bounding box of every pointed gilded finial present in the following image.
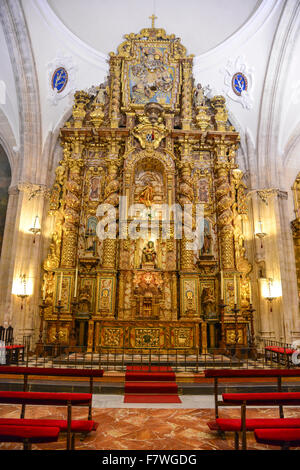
[149,14,157,28]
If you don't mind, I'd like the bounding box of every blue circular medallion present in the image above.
[232,72,248,96]
[51,67,68,93]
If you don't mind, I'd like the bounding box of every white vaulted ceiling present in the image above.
[47,0,263,56]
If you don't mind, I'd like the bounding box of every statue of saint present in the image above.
[201,287,215,319]
[85,228,96,255]
[138,184,153,208]
[194,83,205,107]
[95,85,106,105]
[141,241,157,267]
[201,220,212,255]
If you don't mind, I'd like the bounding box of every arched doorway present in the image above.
[0,144,11,256]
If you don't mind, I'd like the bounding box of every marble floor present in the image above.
[0,396,299,450]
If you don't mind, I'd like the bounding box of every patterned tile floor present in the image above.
[0,398,299,450]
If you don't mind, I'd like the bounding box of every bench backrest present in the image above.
[0,366,104,377]
[0,391,92,405]
[204,368,300,378]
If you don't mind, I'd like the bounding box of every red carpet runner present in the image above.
[124,366,182,403]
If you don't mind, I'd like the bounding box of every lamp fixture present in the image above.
[15,274,29,309]
[263,278,277,312]
[255,219,267,248]
[29,215,41,243]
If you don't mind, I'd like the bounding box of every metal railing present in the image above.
[5,343,298,371]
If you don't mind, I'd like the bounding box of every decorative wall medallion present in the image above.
[51,67,68,93]
[221,56,253,109]
[47,53,77,105]
[231,72,248,96]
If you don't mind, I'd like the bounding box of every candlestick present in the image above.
[42,281,46,301]
[74,265,78,298]
[220,270,224,300]
[234,274,237,305]
[249,281,252,305]
[58,272,63,301]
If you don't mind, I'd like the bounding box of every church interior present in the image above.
[0,0,300,453]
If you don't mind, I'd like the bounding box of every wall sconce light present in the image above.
[262,278,279,312]
[15,274,29,309]
[29,215,41,243]
[255,219,267,248]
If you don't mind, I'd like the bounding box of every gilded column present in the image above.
[109,55,122,128]
[214,164,235,269]
[171,272,178,320]
[87,319,94,353]
[118,271,125,319]
[101,157,120,270]
[61,156,84,268]
[178,152,194,271]
[181,59,193,130]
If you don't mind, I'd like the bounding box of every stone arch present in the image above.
[0,108,17,186]
[257,0,300,187]
[0,0,42,184]
[0,144,11,256]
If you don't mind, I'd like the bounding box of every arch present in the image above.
[0,108,17,185]
[0,143,12,256]
[0,0,42,184]
[283,121,300,167]
[124,149,175,174]
[257,0,300,186]
[42,106,73,185]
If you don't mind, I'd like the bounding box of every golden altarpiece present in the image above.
[41,23,253,353]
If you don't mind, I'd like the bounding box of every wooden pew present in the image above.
[0,424,60,450]
[204,368,300,419]
[0,366,104,419]
[222,392,300,450]
[0,391,92,450]
[254,428,300,450]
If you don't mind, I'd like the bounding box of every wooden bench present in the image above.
[0,345,25,365]
[204,368,300,419]
[0,391,92,450]
[254,428,300,450]
[0,366,104,419]
[221,392,300,450]
[265,346,296,367]
[0,424,60,450]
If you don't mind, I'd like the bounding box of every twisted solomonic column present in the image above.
[98,160,121,269]
[214,166,235,269]
[61,159,83,268]
[178,160,195,271]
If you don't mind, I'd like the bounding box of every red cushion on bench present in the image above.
[254,428,300,446]
[204,369,300,378]
[265,347,295,355]
[0,425,60,443]
[0,418,96,433]
[0,366,104,377]
[213,418,300,432]
[222,392,300,405]
[207,420,221,431]
[0,391,92,406]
